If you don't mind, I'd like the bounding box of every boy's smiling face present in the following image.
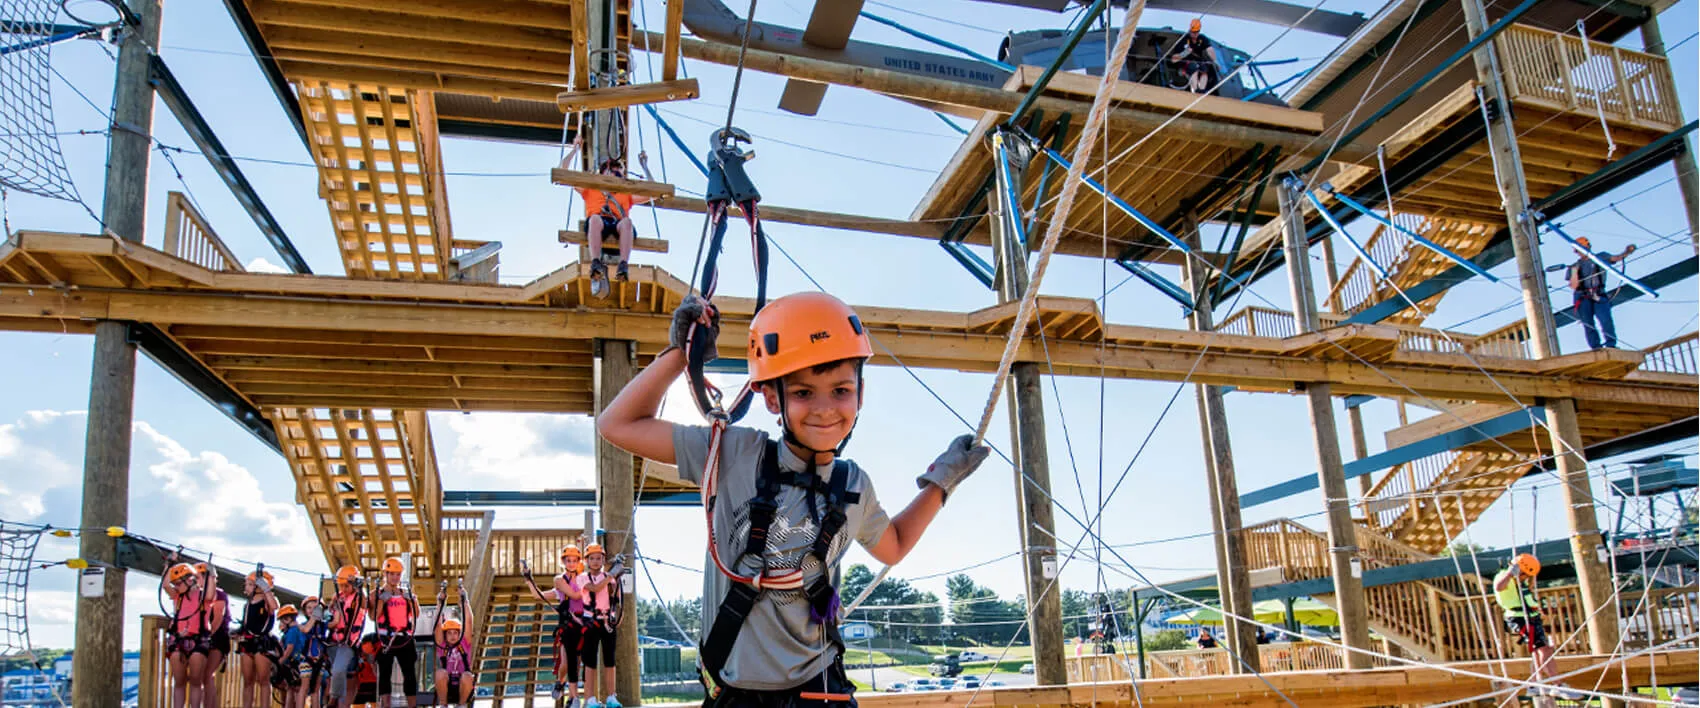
[762,359,861,455]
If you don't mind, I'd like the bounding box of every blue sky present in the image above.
[1,0,1695,651]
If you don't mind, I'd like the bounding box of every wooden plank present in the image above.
[279,61,563,102]
[557,230,669,253]
[1006,65,1325,134]
[660,0,684,80]
[570,0,589,90]
[555,78,698,112]
[252,0,575,52]
[550,168,674,199]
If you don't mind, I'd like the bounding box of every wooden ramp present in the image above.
[912,66,1325,262]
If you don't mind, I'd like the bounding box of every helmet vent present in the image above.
[763,333,780,356]
[848,315,864,335]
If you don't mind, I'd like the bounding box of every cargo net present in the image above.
[0,521,45,660]
[0,0,84,202]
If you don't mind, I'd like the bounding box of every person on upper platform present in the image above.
[596,291,991,708]
[1169,19,1218,94]
[561,138,656,295]
[1566,235,1636,350]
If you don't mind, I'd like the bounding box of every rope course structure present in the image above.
[0,0,95,201]
[0,521,47,661]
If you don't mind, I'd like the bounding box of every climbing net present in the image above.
[0,521,46,663]
[0,0,83,201]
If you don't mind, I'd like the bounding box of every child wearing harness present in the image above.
[432,582,477,708]
[163,560,213,708]
[194,562,232,708]
[576,543,625,708]
[561,137,656,296]
[598,292,990,708]
[1493,554,1581,702]
[326,565,369,708]
[369,556,421,708]
[236,568,280,708]
[522,546,587,706]
[275,604,309,708]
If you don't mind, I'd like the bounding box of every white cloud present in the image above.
[435,412,597,489]
[132,422,312,547]
[244,257,290,273]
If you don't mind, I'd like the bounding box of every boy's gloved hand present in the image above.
[917,434,991,501]
[670,295,718,360]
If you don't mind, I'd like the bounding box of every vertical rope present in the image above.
[973,0,1144,442]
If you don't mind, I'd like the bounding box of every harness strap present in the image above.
[685,131,769,425]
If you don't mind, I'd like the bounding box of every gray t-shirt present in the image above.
[674,425,891,690]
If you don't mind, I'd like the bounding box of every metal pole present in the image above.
[74,1,159,705]
[1278,181,1373,669]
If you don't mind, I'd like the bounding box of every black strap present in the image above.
[686,136,769,425]
[702,444,860,685]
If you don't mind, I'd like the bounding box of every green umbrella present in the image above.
[1166,606,1226,625]
[1253,599,1338,627]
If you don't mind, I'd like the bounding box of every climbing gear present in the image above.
[745,291,872,384]
[167,563,195,584]
[584,543,605,557]
[335,565,360,587]
[562,544,583,559]
[381,556,406,575]
[441,618,462,632]
[1189,18,1201,31]
[247,569,274,590]
[684,126,770,424]
[278,605,299,621]
[698,439,859,691]
[670,295,717,359]
[193,562,209,576]
[917,434,992,502]
[1574,236,1592,249]
[1515,553,1541,577]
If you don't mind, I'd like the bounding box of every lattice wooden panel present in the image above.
[478,578,570,702]
[273,407,442,574]
[295,82,454,280]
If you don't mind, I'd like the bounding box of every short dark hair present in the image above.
[761,358,866,389]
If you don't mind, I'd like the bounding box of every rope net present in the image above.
[0,0,83,201]
[0,521,45,659]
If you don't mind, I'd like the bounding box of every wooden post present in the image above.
[138,614,165,708]
[1348,406,1372,497]
[1459,0,1622,677]
[1639,15,1700,252]
[1277,180,1373,669]
[76,2,164,684]
[987,129,1067,686]
[596,339,640,705]
[1177,214,1260,672]
[75,5,159,702]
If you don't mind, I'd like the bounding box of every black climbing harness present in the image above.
[685,127,771,426]
[698,440,860,693]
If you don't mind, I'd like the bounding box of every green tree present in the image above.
[841,564,944,643]
[1139,630,1190,652]
[1441,542,1489,558]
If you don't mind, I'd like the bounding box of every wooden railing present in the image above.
[462,510,498,648]
[486,529,585,577]
[447,238,501,283]
[1466,320,1533,359]
[1237,518,1330,581]
[162,191,245,273]
[1639,332,1697,375]
[1497,23,1684,132]
[1361,450,1462,531]
[1215,305,1299,338]
[137,615,251,707]
[1066,638,1406,681]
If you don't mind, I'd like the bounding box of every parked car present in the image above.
[910,678,934,687]
[987,679,1006,687]
[887,682,908,693]
[914,684,940,692]
[961,678,981,690]
[937,677,958,688]
[1019,663,1035,675]
[959,650,990,661]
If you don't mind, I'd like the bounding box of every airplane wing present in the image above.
[778,0,867,115]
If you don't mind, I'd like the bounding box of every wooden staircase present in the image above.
[1239,519,1508,662]
[1357,449,1537,555]
[1322,213,1499,325]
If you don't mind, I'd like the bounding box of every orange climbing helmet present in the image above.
[193,562,209,576]
[561,545,582,562]
[382,557,406,575]
[1189,18,1202,32]
[442,618,463,632]
[1574,236,1592,249]
[277,605,299,621]
[167,563,195,584]
[335,565,360,587]
[247,570,274,587]
[746,292,873,384]
[583,543,605,558]
[1515,553,1541,577]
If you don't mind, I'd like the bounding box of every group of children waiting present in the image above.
[521,541,626,708]
[158,553,478,708]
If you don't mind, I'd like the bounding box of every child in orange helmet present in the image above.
[1494,554,1580,702]
[432,582,477,708]
[367,557,419,708]
[561,137,656,295]
[598,292,989,707]
[326,565,369,708]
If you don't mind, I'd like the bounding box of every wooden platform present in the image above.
[2,232,1692,419]
[854,650,1693,708]
[912,66,1325,262]
[551,168,676,200]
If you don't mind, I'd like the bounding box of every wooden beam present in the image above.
[557,230,670,253]
[550,168,675,199]
[278,61,563,102]
[264,25,572,78]
[556,78,698,113]
[1005,66,1324,134]
[649,32,1375,161]
[570,0,589,90]
[251,0,576,53]
[660,0,684,81]
[271,0,574,30]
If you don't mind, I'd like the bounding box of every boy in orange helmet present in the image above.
[326,565,369,708]
[598,292,989,708]
[1169,19,1218,93]
[561,138,655,296]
